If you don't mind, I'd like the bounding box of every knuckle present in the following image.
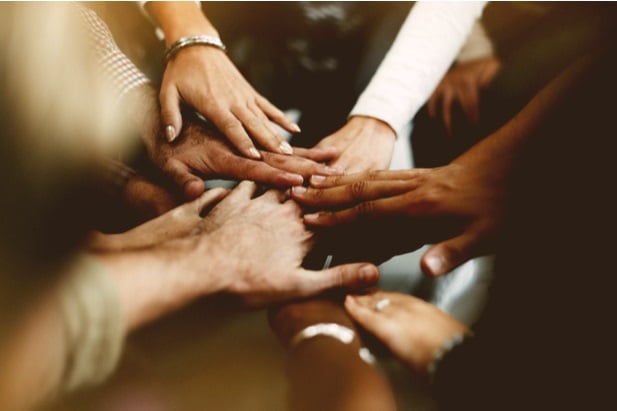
[348,180,368,200]
[354,201,374,216]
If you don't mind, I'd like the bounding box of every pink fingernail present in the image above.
[304,213,320,223]
[165,125,176,142]
[292,186,306,195]
[424,255,447,277]
[291,123,301,133]
[286,173,304,185]
[359,265,378,282]
[249,148,262,159]
[310,175,326,185]
[279,141,294,155]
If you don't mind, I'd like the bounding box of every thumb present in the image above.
[298,263,380,297]
[160,85,183,143]
[163,159,205,200]
[421,232,482,277]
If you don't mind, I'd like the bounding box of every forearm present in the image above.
[145,1,218,45]
[95,238,224,333]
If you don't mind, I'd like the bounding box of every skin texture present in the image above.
[148,2,299,155]
[291,164,506,277]
[314,116,397,173]
[427,57,501,135]
[130,85,341,201]
[344,291,468,374]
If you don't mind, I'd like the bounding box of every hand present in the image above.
[201,181,380,307]
[88,188,229,252]
[345,291,468,374]
[314,116,396,173]
[160,46,300,157]
[291,165,506,277]
[148,116,342,200]
[428,57,501,135]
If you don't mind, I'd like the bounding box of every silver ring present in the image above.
[374,298,390,312]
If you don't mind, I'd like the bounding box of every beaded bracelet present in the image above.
[164,35,226,63]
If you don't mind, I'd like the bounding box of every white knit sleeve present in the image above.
[349,1,487,135]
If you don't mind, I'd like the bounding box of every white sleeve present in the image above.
[349,1,487,135]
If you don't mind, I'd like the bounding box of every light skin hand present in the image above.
[428,57,501,135]
[148,117,342,200]
[148,2,299,155]
[292,165,506,277]
[201,181,381,307]
[345,291,468,374]
[314,116,396,174]
[88,188,229,252]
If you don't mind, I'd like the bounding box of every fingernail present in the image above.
[279,141,294,155]
[304,213,320,223]
[310,175,326,185]
[165,125,176,142]
[248,148,262,159]
[424,254,447,277]
[286,173,304,185]
[325,167,343,175]
[291,123,301,133]
[292,186,306,195]
[359,265,378,283]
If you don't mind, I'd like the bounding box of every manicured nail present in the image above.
[424,254,447,277]
[292,186,306,195]
[359,265,378,282]
[310,175,326,185]
[248,148,262,159]
[325,167,343,175]
[286,173,304,185]
[304,213,320,223]
[279,141,294,155]
[165,125,176,142]
[291,123,301,133]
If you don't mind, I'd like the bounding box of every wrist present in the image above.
[146,2,219,46]
[348,115,396,140]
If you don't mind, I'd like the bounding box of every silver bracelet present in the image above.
[289,323,377,366]
[290,323,355,348]
[427,333,468,379]
[164,35,226,62]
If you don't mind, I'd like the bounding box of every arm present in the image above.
[314,1,486,173]
[269,299,398,411]
[293,53,595,276]
[144,2,299,155]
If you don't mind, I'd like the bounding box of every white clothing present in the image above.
[350,1,487,135]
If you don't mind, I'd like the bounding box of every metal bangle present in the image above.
[290,323,355,348]
[164,35,226,63]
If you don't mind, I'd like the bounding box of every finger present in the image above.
[220,155,304,187]
[163,159,205,200]
[159,86,183,143]
[211,111,262,159]
[421,231,484,277]
[235,104,292,155]
[261,152,342,178]
[344,295,396,339]
[309,169,425,188]
[441,88,455,136]
[256,95,301,134]
[292,146,340,163]
[295,263,380,297]
[259,188,288,204]
[291,179,418,208]
[192,187,229,214]
[225,180,259,202]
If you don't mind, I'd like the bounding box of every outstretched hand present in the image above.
[147,116,342,200]
[202,181,380,307]
[160,46,300,157]
[345,291,468,374]
[291,165,506,277]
